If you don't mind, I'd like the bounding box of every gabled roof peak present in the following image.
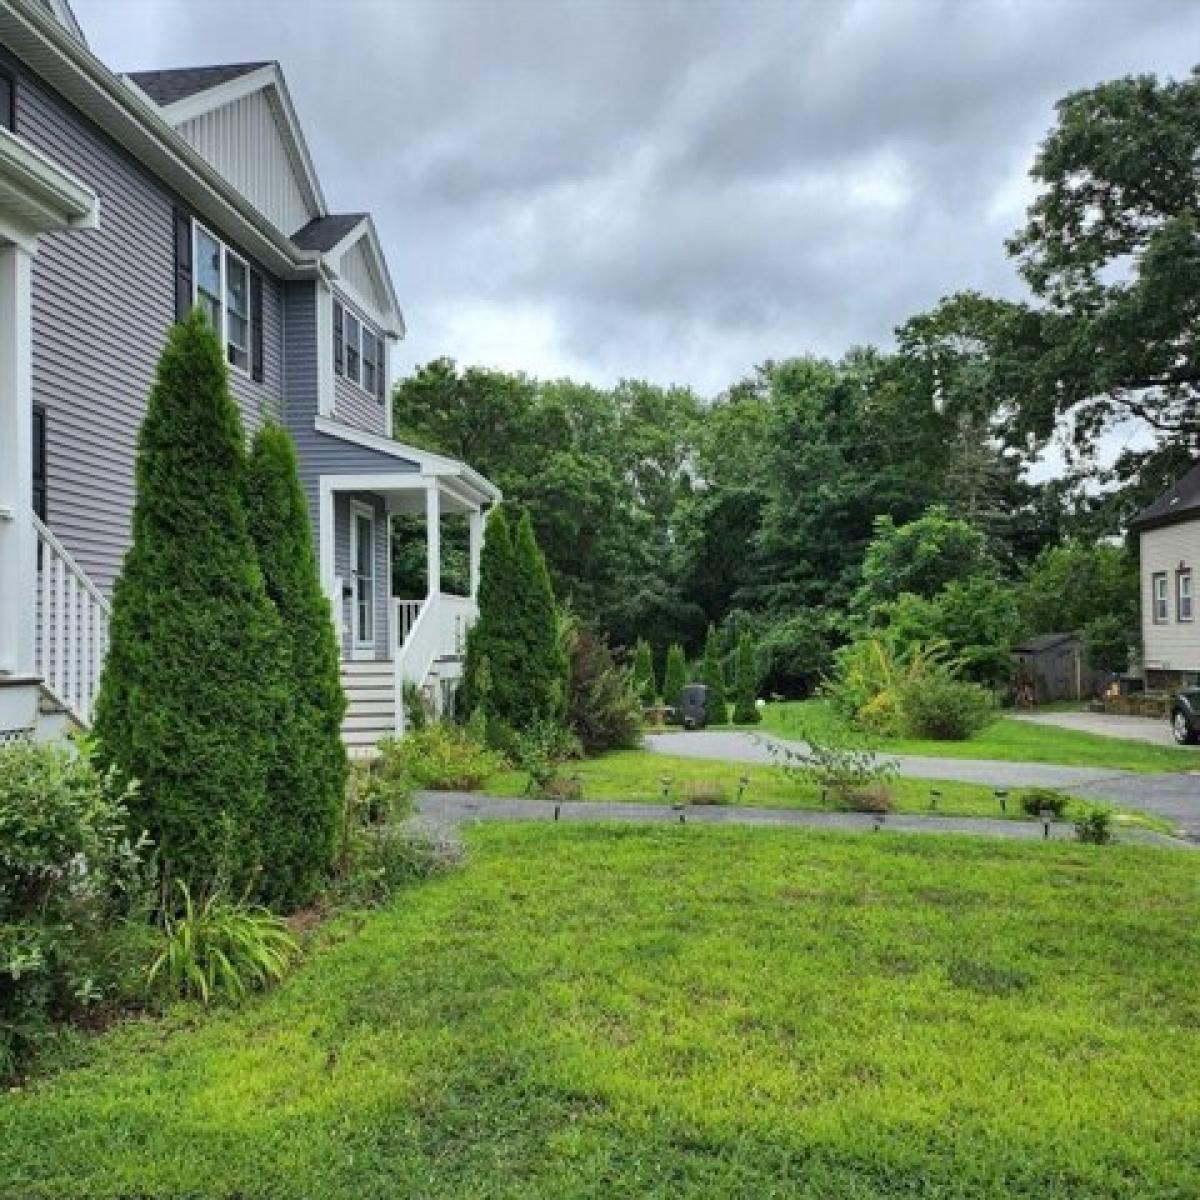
[126,62,272,107]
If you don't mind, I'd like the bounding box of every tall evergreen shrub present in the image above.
[702,625,729,724]
[632,639,657,706]
[511,511,569,727]
[94,309,281,890]
[732,631,762,724]
[663,643,687,723]
[245,424,347,908]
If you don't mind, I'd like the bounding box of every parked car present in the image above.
[1170,689,1200,745]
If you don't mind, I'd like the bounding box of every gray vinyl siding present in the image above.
[334,372,387,435]
[335,492,390,659]
[15,67,285,595]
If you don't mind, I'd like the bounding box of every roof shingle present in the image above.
[1129,461,1200,532]
[290,214,367,252]
[128,62,271,107]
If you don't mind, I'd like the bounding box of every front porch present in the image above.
[317,465,497,751]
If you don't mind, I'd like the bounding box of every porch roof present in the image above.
[0,125,98,244]
[312,415,501,509]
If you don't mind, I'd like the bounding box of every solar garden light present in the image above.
[554,803,560,822]
[737,775,750,803]
[660,776,673,803]
[1039,808,1056,841]
[995,789,1009,814]
[873,812,886,833]
[929,789,942,811]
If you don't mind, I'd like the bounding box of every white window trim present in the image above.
[1152,572,1169,624]
[334,295,386,402]
[193,220,252,379]
[1177,569,1193,623]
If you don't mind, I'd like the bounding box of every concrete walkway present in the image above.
[644,730,1200,838]
[1012,710,1182,748]
[416,791,1188,848]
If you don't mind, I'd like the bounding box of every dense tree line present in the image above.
[391,66,1195,692]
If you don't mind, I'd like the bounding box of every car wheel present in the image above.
[1172,711,1198,745]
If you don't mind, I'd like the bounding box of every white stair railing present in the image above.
[33,514,110,726]
[393,598,424,650]
[393,593,479,733]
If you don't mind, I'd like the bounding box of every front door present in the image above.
[350,502,375,657]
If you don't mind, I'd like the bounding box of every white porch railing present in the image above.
[394,599,423,649]
[393,593,478,731]
[33,514,110,726]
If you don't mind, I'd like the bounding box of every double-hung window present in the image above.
[1178,570,1193,622]
[333,298,386,401]
[1153,572,1169,624]
[193,223,253,374]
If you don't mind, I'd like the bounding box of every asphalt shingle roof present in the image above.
[1129,461,1200,532]
[290,214,367,252]
[128,62,271,107]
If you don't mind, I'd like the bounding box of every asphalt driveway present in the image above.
[1012,710,1182,748]
[646,730,1200,838]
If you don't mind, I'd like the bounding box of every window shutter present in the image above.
[250,269,264,382]
[173,208,193,322]
[376,338,386,401]
[333,300,344,375]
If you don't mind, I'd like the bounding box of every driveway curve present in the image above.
[646,730,1200,838]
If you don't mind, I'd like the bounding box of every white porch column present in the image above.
[425,482,441,598]
[468,508,484,601]
[0,241,36,682]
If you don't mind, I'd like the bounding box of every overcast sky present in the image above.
[76,0,1198,399]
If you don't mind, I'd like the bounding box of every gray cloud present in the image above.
[78,0,1200,394]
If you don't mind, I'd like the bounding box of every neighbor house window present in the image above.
[1153,572,1169,623]
[193,222,254,374]
[333,298,385,400]
[1178,570,1193,622]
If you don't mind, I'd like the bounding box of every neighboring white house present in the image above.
[0,0,498,752]
[1130,462,1200,690]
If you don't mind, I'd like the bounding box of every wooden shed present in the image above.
[1012,633,1106,703]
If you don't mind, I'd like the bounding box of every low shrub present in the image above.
[515,720,581,796]
[768,727,897,809]
[378,726,503,792]
[147,881,298,1007]
[681,779,728,805]
[401,681,431,732]
[834,784,893,813]
[1075,804,1115,845]
[1019,788,1073,819]
[0,740,152,1078]
[563,619,643,754]
[897,673,996,741]
[332,824,463,908]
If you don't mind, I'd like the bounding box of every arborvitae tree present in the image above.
[463,507,518,725]
[511,510,569,727]
[732,630,761,724]
[244,423,346,909]
[702,624,729,724]
[663,643,687,723]
[632,639,657,706]
[94,309,280,891]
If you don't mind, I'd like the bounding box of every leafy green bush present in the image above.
[0,741,152,1077]
[1075,804,1115,845]
[402,681,430,732]
[331,824,463,909]
[824,637,955,734]
[514,720,581,796]
[379,727,503,792]
[1020,788,1073,819]
[767,727,897,809]
[896,672,996,740]
[147,881,297,1006]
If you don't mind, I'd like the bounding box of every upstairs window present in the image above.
[192,222,255,376]
[1178,570,1193,622]
[1153,572,1169,624]
[333,298,385,401]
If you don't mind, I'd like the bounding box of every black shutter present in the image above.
[250,269,264,382]
[333,300,344,375]
[32,407,47,523]
[173,208,192,322]
[376,336,385,401]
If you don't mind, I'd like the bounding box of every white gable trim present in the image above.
[326,217,404,338]
[157,64,326,219]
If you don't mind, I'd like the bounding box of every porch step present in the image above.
[340,659,397,755]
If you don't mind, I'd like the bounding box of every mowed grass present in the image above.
[761,699,1198,774]
[486,750,1174,832]
[4,824,1200,1198]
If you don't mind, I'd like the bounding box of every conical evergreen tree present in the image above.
[463,507,519,725]
[732,630,762,724]
[663,643,687,724]
[245,423,347,908]
[511,511,568,727]
[632,639,657,706]
[702,625,729,724]
[94,309,280,891]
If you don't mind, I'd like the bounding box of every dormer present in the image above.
[125,60,324,238]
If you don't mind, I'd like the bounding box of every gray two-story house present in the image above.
[0,0,497,752]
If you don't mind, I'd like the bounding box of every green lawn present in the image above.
[760,698,1198,774]
[4,824,1199,1198]
[486,750,1174,832]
